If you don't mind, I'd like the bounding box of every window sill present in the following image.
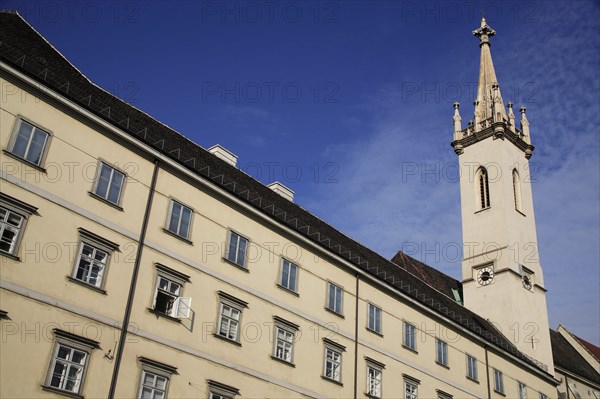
[67,277,107,295]
[402,344,418,354]
[366,327,383,337]
[324,307,344,319]
[435,360,450,369]
[222,257,249,272]
[0,251,21,262]
[213,333,242,346]
[474,207,491,214]
[276,284,299,297]
[365,392,381,399]
[88,192,124,211]
[494,389,506,397]
[270,355,295,367]
[321,376,343,386]
[41,385,83,399]
[516,209,526,217]
[2,150,47,173]
[162,228,193,245]
[147,308,181,323]
[466,375,480,384]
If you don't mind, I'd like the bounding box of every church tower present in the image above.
[452,18,554,374]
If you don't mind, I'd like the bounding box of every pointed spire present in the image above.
[507,102,516,133]
[473,18,506,130]
[453,102,462,140]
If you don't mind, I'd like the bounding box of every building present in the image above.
[0,10,598,399]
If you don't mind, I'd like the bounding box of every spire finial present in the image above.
[473,18,496,46]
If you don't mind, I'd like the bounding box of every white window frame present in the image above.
[44,330,98,396]
[207,380,239,399]
[0,193,37,258]
[323,340,344,383]
[70,228,119,291]
[151,265,191,319]
[279,258,299,293]
[165,199,193,240]
[216,292,247,344]
[404,379,418,399]
[466,354,478,381]
[366,361,383,398]
[7,117,51,167]
[137,358,176,399]
[403,321,417,351]
[92,161,126,206]
[436,338,448,366]
[493,369,504,394]
[225,230,249,268]
[326,282,343,315]
[367,303,382,334]
[272,317,299,364]
[519,382,528,399]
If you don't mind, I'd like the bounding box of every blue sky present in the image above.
[8,0,599,344]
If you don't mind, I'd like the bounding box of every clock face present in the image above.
[477,267,494,285]
[522,275,532,290]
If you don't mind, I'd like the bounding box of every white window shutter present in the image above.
[173,297,192,319]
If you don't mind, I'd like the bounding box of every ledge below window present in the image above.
[402,344,418,354]
[276,283,299,297]
[366,327,383,337]
[88,192,123,211]
[466,375,480,384]
[270,355,295,367]
[213,333,242,347]
[435,360,450,369]
[161,228,193,245]
[0,251,21,262]
[321,376,343,386]
[147,308,181,323]
[222,257,249,272]
[324,307,344,319]
[41,385,83,399]
[3,150,47,173]
[67,277,107,295]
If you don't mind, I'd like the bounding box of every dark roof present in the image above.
[0,10,552,378]
[573,333,600,363]
[391,251,463,302]
[550,329,600,384]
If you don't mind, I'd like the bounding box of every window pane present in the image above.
[281,261,290,287]
[12,122,33,158]
[7,212,23,227]
[26,130,47,164]
[288,263,297,291]
[169,202,182,233]
[107,170,124,204]
[95,165,111,198]
[179,207,191,238]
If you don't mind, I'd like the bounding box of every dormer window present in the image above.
[477,167,491,210]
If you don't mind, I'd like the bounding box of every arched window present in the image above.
[477,167,491,209]
[513,169,523,212]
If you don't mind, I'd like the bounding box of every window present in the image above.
[207,380,239,399]
[71,229,119,290]
[477,167,491,209]
[493,369,504,393]
[151,265,191,319]
[166,200,193,239]
[216,292,247,344]
[8,118,50,166]
[226,231,248,267]
[367,303,382,334]
[0,193,37,257]
[366,361,383,398]
[436,339,448,366]
[44,329,99,396]
[403,322,417,351]
[519,382,528,399]
[513,169,523,212]
[279,258,298,292]
[323,340,345,383]
[92,162,125,206]
[404,380,418,399]
[137,358,177,399]
[466,355,478,381]
[539,393,548,399]
[272,317,299,364]
[327,282,343,315]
